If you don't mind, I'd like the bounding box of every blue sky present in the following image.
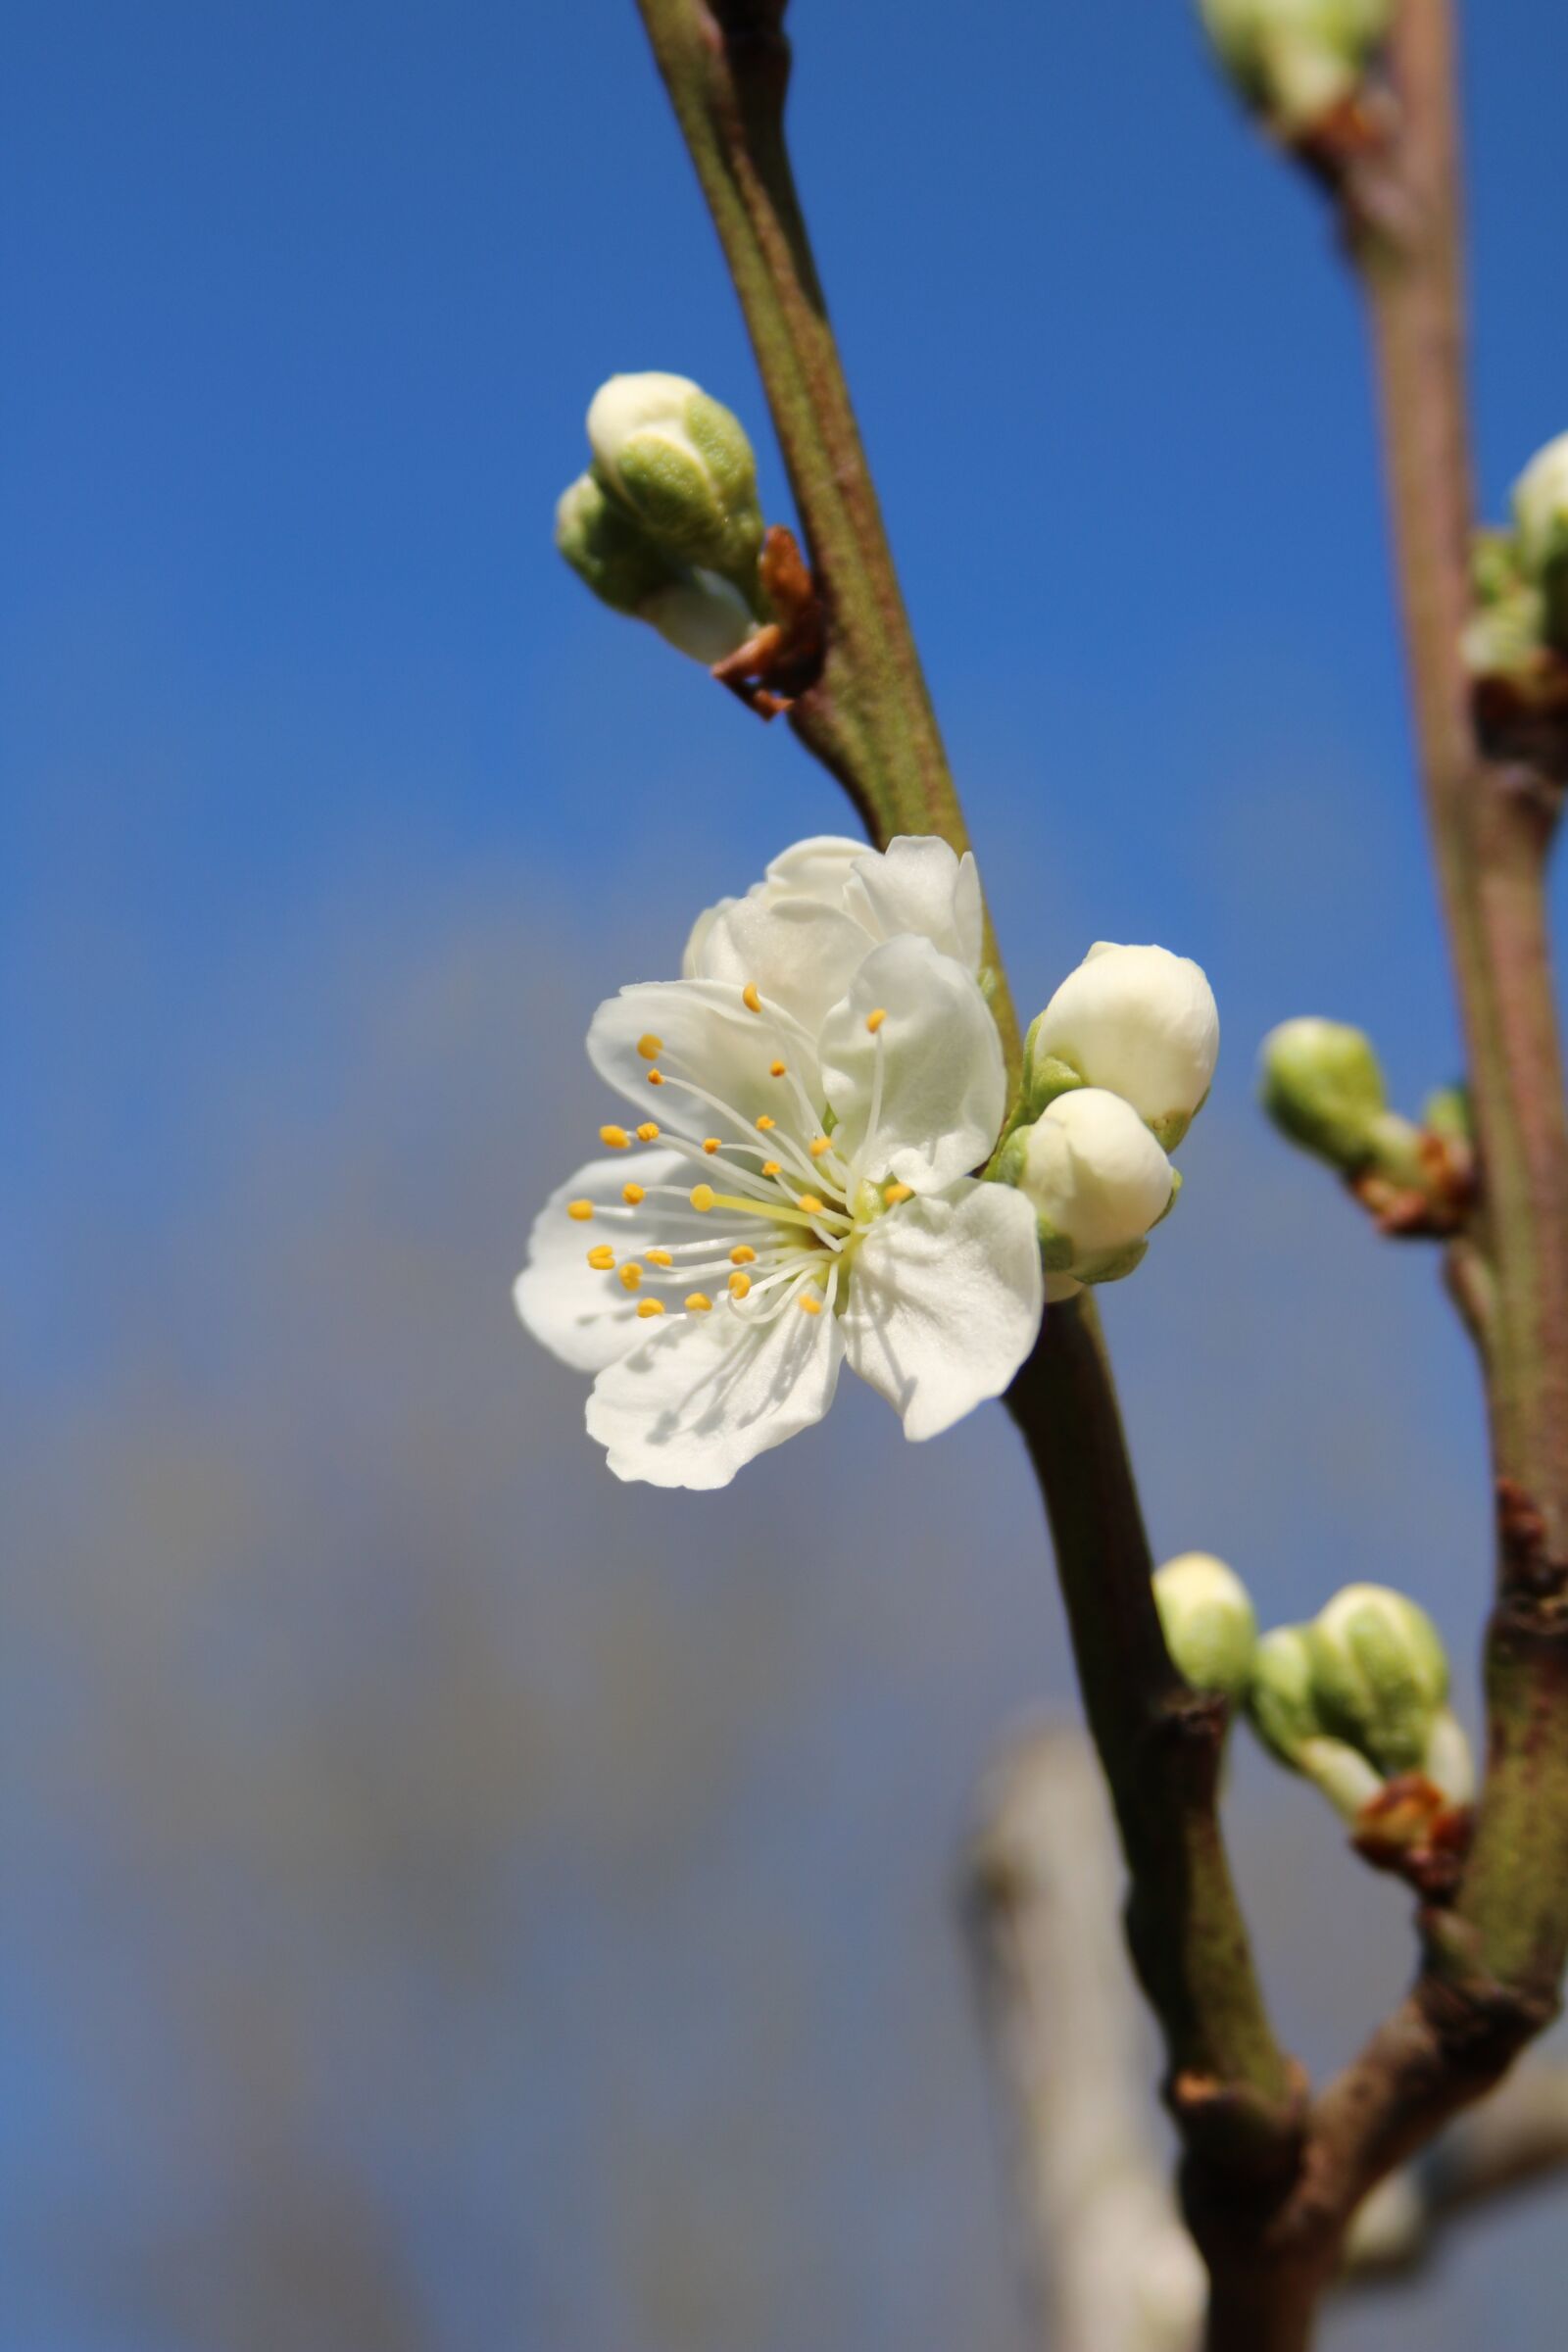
[6,6,1568,2348]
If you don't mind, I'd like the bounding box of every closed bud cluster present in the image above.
[556,373,766,664]
[1258,1016,1428,1186]
[1247,1585,1472,1820]
[1153,1553,1257,1702]
[587,372,763,584]
[1198,0,1393,134]
[1000,942,1217,1298]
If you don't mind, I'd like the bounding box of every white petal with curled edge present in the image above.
[818,936,1006,1191]
[691,894,871,1034]
[587,978,821,1153]
[842,836,984,970]
[760,834,865,904]
[840,1182,1044,1441]
[514,1151,717,1374]
[586,1289,845,1489]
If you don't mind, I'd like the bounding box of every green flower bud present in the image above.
[1198,0,1392,132]
[555,473,754,665]
[1153,1553,1258,1701]
[1247,1625,1384,1817]
[1421,1083,1472,1147]
[587,371,763,584]
[1512,431,1568,653]
[1305,1583,1449,1780]
[1259,1016,1425,1182]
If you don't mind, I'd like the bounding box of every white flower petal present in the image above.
[842,836,984,970]
[841,1182,1043,1441]
[588,978,821,1154]
[514,1151,718,1373]
[760,835,866,903]
[818,937,1006,1191]
[1033,943,1219,1131]
[690,894,871,1033]
[586,1290,844,1488]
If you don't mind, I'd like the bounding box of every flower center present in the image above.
[579,983,909,1329]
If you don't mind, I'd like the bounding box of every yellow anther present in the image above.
[601,1124,630,1150]
[798,1291,823,1316]
[756,1113,776,1132]
[796,1194,826,1215]
[645,1248,673,1267]
[636,1033,662,1060]
[618,1262,643,1292]
[730,1245,758,1266]
[647,1069,664,1087]
[636,1121,660,1143]
[769,1059,787,1078]
[690,1184,716,1211]
[636,1298,665,1318]
[760,1160,782,1177]
[728,1270,752,1298]
[586,1245,615,1271]
[742,981,762,1013]
[702,1137,721,1154]
[685,1293,713,1312]
[621,1182,645,1205]
[566,1199,595,1222]
[884,1182,914,1205]
[808,1136,832,1158]
[865,1006,887,1034]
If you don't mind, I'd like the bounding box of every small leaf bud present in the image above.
[1024,944,1219,1148]
[587,371,764,584]
[1153,1552,1258,1701]
[1007,1088,1177,1292]
[555,474,754,664]
[1198,0,1393,134]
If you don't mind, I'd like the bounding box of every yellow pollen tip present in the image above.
[729,1245,758,1266]
[690,1184,716,1211]
[702,1137,721,1154]
[645,1248,673,1267]
[768,1060,786,1078]
[636,1121,660,1143]
[760,1160,782,1177]
[685,1293,713,1312]
[601,1125,630,1150]
[566,1199,595,1221]
[796,1195,825,1215]
[808,1136,832,1157]
[728,1271,752,1298]
[756,1114,776,1132]
[586,1245,615,1271]
[636,1034,662,1060]
[647,1069,664,1087]
[621,1182,645,1205]
[742,982,762,1013]
[865,1006,887,1034]
[636,1298,665,1318]
[618,1262,643,1292]
[799,1292,823,1316]
[884,1182,914,1205]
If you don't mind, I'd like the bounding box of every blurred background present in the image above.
[6,3,1568,2346]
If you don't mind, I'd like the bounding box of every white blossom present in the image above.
[516,929,1042,1488]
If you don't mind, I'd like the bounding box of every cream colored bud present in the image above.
[1247,1624,1384,1817]
[587,371,763,581]
[1199,0,1393,131]
[1008,1088,1177,1287]
[1026,944,1219,1148]
[1153,1553,1258,1701]
[1513,432,1568,580]
[1305,1583,1449,1781]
